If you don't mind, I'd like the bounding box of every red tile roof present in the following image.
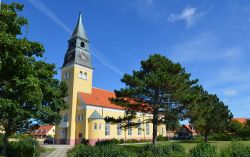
[31,125,54,136]
[232,118,248,124]
[80,87,123,110]
[184,124,197,135]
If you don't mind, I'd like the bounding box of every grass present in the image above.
[122,140,250,153]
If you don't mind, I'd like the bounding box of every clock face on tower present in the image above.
[79,51,88,63]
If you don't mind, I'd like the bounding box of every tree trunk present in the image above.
[2,133,9,156]
[204,131,208,142]
[152,109,158,145]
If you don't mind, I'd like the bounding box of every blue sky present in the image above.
[5,0,250,118]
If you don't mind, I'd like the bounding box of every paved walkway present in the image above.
[41,145,73,157]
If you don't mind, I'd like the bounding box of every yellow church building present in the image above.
[55,13,167,145]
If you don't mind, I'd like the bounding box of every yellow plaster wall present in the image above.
[79,107,167,141]
[55,64,93,144]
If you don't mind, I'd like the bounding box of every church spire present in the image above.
[72,12,88,40]
[63,13,92,68]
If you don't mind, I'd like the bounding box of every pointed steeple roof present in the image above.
[72,12,88,40]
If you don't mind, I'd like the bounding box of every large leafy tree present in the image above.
[0,2,68,154]
[107,54,198,144]
[188,89,232,142]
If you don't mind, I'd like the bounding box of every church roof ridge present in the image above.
[92,87,114,93]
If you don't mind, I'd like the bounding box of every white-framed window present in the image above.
[94,123,97,130]
[79,71,87,80]
[161,127,164,135]
[117,123,122,136]
[77,114,83,122]
[138,120,142,135]
[128,120,132,136]
[99,123,102,129]
[105,123,110,136]
[146,123,150,135]
[64,72,70,79]
[83,72,87,80]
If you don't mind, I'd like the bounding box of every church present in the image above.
[55,13,167,145]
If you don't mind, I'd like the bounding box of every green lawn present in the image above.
[123,140,250,153]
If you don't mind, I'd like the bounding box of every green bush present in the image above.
[6,138,40,157]
[95,138,121,146]
[189,142,216,157]
[138,143,185,157]
[157,135,168,141]
[9,134,32,139]
[67,144,134,157]
[220,142,250,157]
[80,138,89,146]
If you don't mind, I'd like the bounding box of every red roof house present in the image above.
[31,125,55,139]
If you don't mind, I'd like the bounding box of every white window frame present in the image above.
[79,71,87,80]
[64,72,70,79]
[138,120,142,135]
[105,123,110,136]
[94,123,97,130]
[117,123,122,136]
[99,123,102,130]
[128,120,132,136]
[146,123,150,135]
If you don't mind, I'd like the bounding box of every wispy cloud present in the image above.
[27,0,71,34]
[91,47,124,76]
[168,6,204,28]
[124,0,164,22]
[27,0,123,76]
[170,32,243,63]
[223,89,237,97]
[170,31,249,97]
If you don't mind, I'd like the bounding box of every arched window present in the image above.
[79,71,87,80]
[117,123,122,136]
[99,123,102,129]
[94,123,97,130]
[138,120,142,135]
[105,123,110,136]
[83,72,87,80]
[79,71,83,78]
[146,123,150,135]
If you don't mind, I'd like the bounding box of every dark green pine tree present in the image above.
[106,54,198,145]
[0,2,68,154]
[188,89,233,142]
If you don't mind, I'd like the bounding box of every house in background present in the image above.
[232,118,248,124]
[32,125,55,139]
[176,124,198,139]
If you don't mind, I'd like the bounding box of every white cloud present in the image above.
[223,89,238,97]
[168,6,203,28]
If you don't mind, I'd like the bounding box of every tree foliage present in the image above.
[106,54,198,144]
[188,88,233,142]
[0,2,68,154]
